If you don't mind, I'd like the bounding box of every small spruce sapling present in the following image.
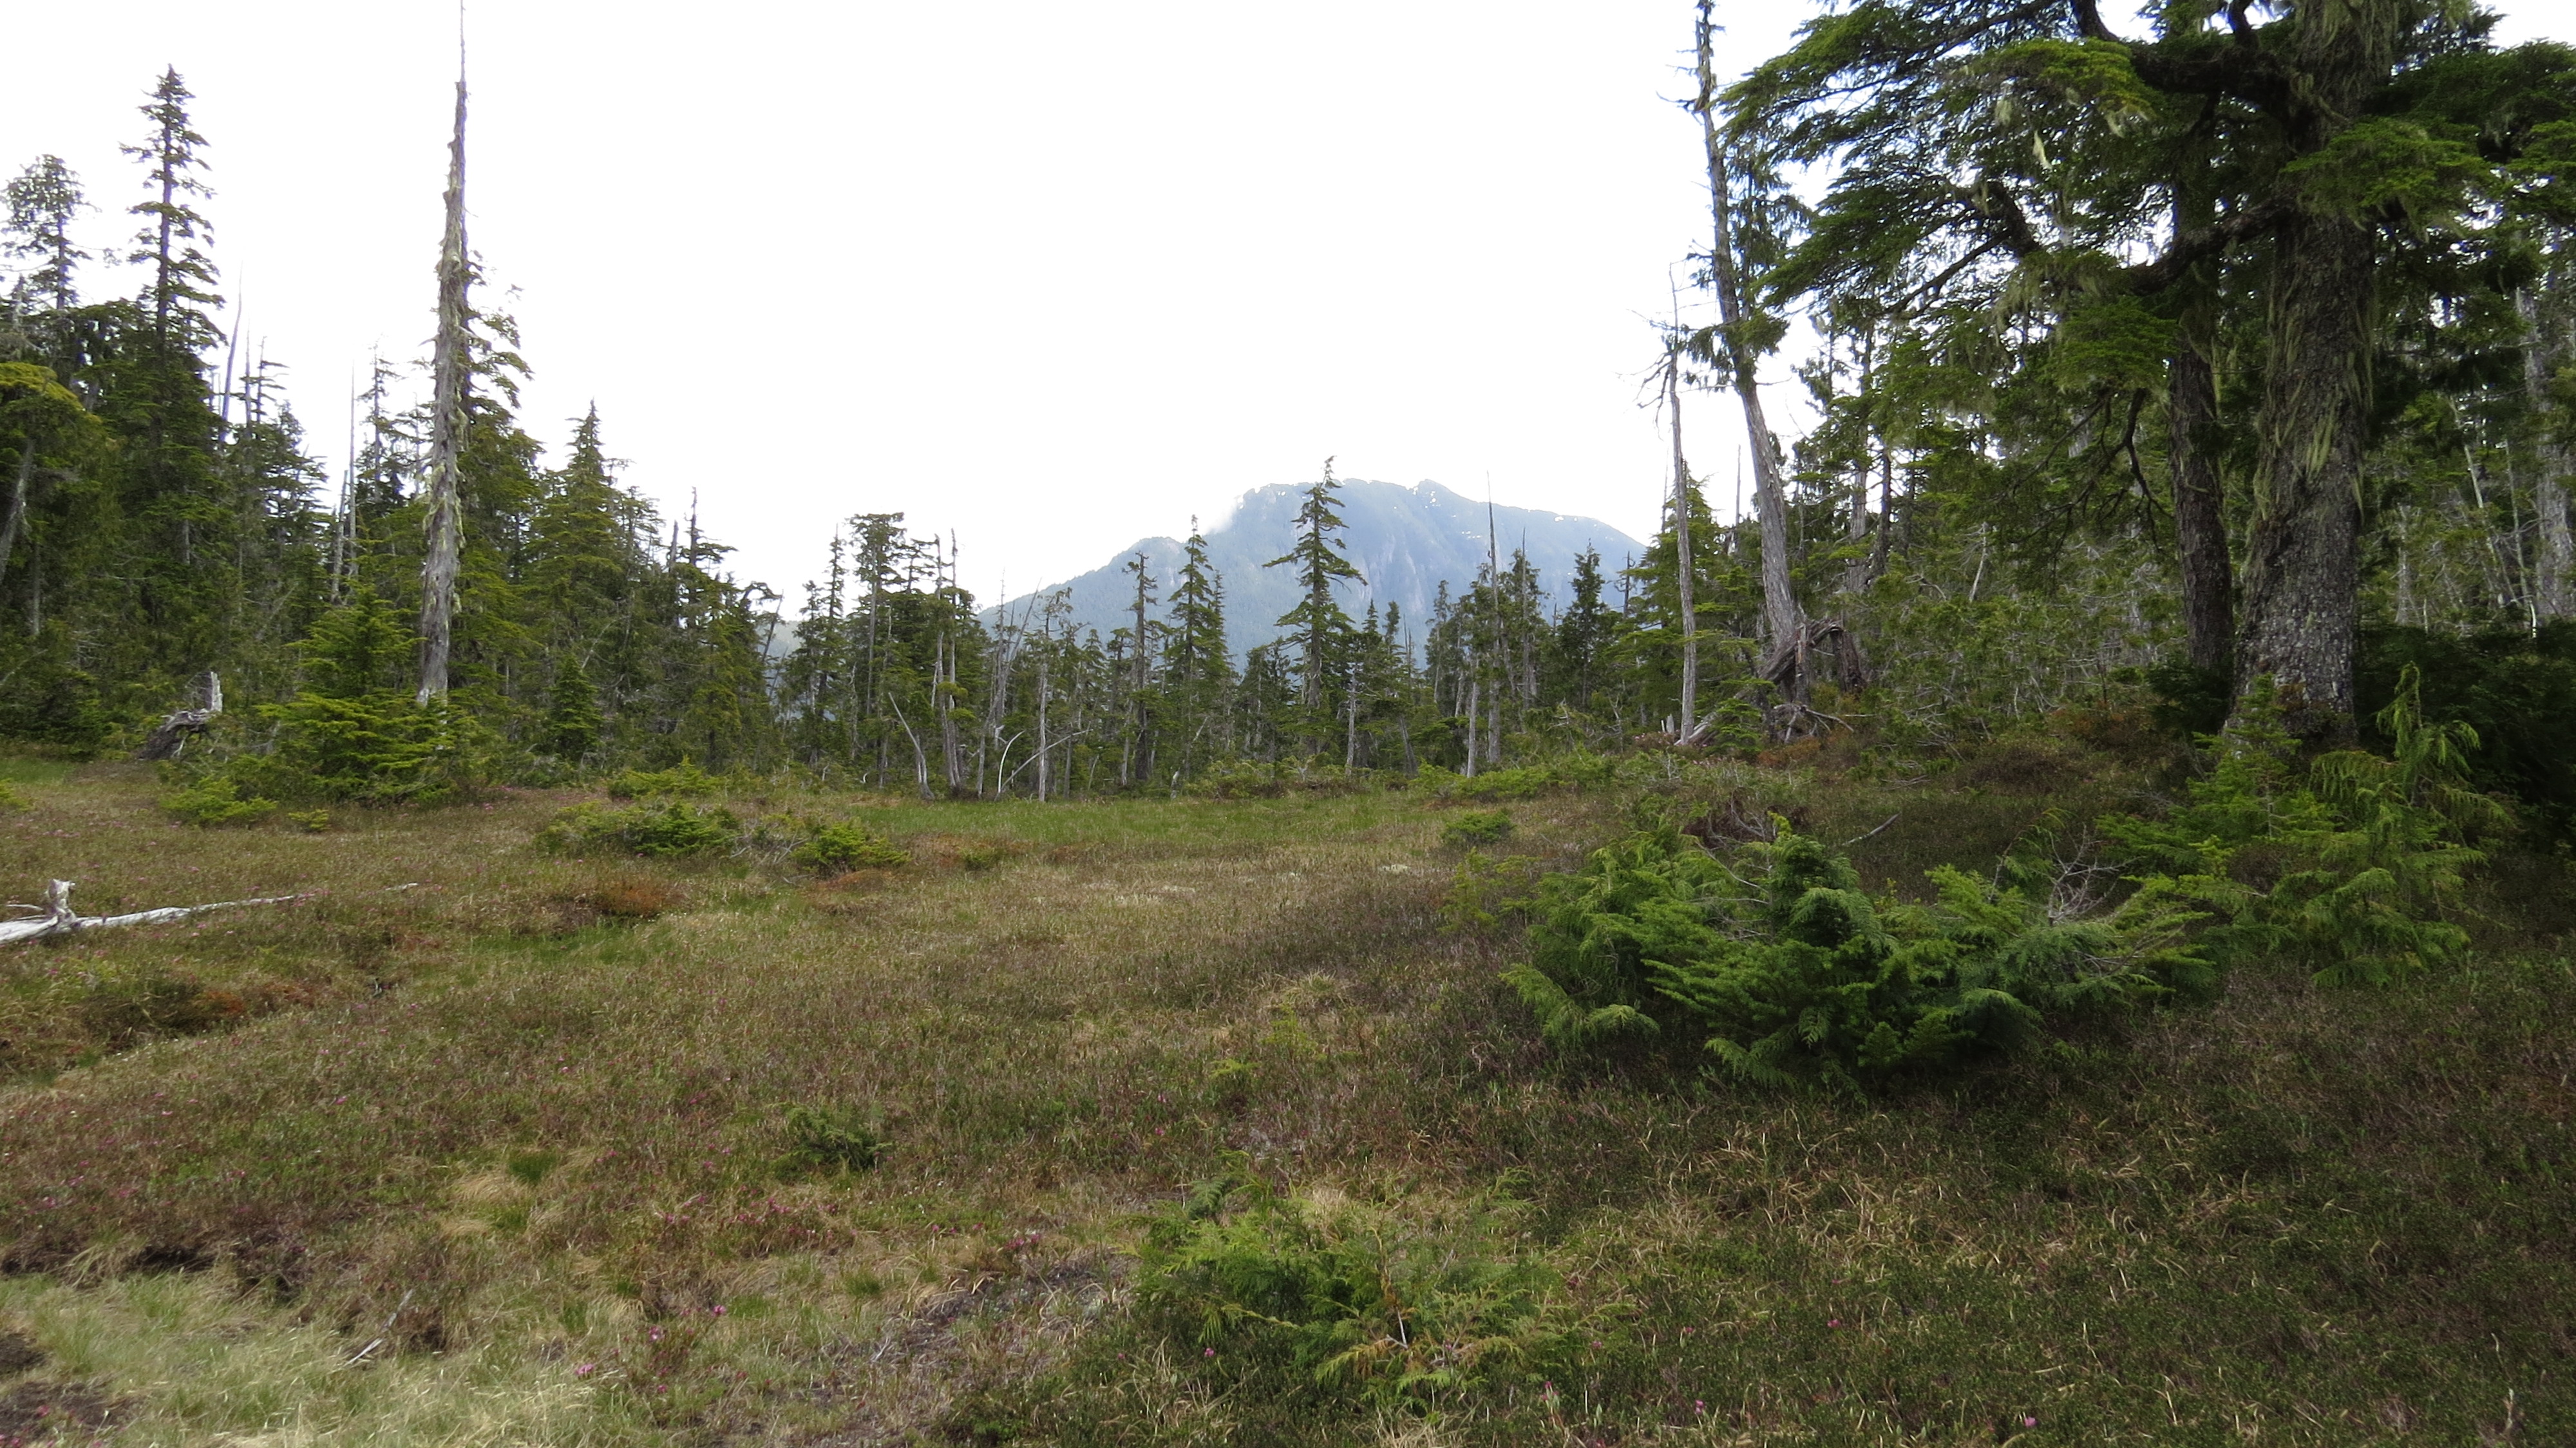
[790,822,909,874]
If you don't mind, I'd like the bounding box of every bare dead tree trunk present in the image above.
[1666,348,1699,736]
[137,672,222,761]
[1840,334,1875,600]
[1697,3,1802,702]
[2522,287,2575,621]
[416,65,470,704]
[0,430,35,589]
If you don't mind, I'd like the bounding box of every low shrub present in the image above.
[1135,1164,1565,1411]
[1188,760,1374,799]
[1504,821,2210,1091]
[2358,622,2576,841]
[1503,671,2508,1090]
[1439,809,1514,848]
[776,1103,885,1174]
[789,822,909,874]
[220,691,493,806]
[162,775,278,828]
[1418,764,1561,801]
[1204,1056,1256,1112]
[0,783,26,811]
[605,759,721,800]
[537,801,737,858]
[2104,670,2503,986]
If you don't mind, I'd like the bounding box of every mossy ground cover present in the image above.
[0,751,2562,1444]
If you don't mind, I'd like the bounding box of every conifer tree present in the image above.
[99,69,231,689]
[1550,548,1612,712]
[123,70,220,351]
[1161,520,1235,776]
[4,157,88,341]
[544,654,603,761]
[1264,457,1365,756]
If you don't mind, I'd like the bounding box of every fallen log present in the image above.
[3,879,315,946]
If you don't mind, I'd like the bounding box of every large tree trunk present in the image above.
[2233,0,2408,745]
[2237,208,2372,743]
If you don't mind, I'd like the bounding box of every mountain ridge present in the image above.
[990,479,1645,658]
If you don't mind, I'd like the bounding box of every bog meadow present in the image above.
[4,1,2576,1443]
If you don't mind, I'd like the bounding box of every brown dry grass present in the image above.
[0,764,1584,1442]
[0,755,2564,1445]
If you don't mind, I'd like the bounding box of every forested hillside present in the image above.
[8,0,2576,804]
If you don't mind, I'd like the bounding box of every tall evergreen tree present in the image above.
[1264,457,1365,755]
[4,157,88,336]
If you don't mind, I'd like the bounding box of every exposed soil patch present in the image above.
[0,1379,121,1441]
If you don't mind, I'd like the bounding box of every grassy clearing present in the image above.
[0,751,2565,1444]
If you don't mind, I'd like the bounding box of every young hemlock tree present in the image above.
[1160,520,1235,780]
[1264,458,1365,757]
[99,68,234,696]
[1549,548,1613,714]
[123,70,221,350]
[543,654,603,761]
[4,156,89,354]
[1115,550,1160,786]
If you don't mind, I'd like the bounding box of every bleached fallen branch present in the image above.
[1,879,343,947]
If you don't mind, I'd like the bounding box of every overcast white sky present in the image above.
[6,1,2571,607]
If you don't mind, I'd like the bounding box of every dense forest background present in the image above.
[5,0,2575,814]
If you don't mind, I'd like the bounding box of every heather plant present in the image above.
[776,1102,885,1174]
[536,800,737,857]
[605,759,721,800]
[1417,763,1562,801]
[1135,1164,1565,1411]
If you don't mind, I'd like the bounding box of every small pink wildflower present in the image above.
[2024,1417,2038,1428]
[1203,1347,1215,1357]
[573,1362,596,1378]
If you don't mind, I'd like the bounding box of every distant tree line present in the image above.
[6,19,2575,801]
